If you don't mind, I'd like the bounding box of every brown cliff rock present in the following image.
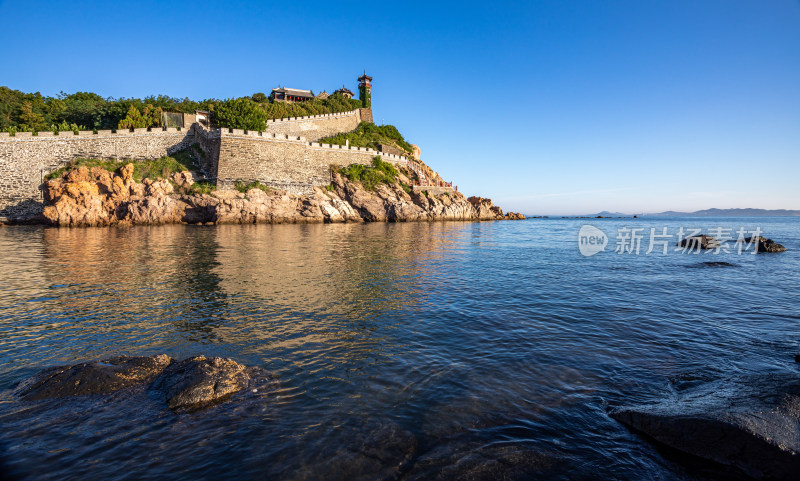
[40,164,522,227]
[119,162,135,184]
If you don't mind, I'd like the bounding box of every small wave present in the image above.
[685,261,739,268]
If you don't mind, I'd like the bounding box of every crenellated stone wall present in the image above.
[0,128,196,220]
[0,108,407,221]
[210,129,408,193]
[262,109,364,141]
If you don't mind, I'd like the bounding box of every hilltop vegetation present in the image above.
[0,88,204,133]
[319,122,414,155]
[338,156,402,191]
[213,93,361,131]
[0,86,361,133]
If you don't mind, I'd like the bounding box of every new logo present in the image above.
[578,225,608,257]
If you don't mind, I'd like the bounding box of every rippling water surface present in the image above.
[1,219,799,480]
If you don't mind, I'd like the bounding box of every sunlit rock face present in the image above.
[18,354,277,411]
[40,164,523,227]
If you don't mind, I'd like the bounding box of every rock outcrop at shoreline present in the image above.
[743,236,787,253]
[38,164,524,227]
[154,356,255,410]
[19,354,173,401]
[17,354,275,411]
[676,235,720,250]
[610,372,800,481]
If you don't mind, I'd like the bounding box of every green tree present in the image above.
[212,98,268,130]
[118,105,146,129]
[0,87,24,130]
[20,101,46,131]
[142,104,163,127]
[57,91,107,128]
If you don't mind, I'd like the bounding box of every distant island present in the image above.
[643,208,800,217]
[578,208,800,218]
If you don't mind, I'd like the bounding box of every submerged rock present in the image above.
[676,235,720,250]
[289,421,418,481]
[18,354,172,401]
[609,372,800,480]
[403,442,560,481]
[743,236,787,253]
[685,261,739,268]
[17,354,274,411]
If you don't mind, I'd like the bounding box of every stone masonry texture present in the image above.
[0,128,196,220]
[0,108,411,221]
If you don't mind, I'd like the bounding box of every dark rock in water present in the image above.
[609,372,800,481]
[743,236,787,253]
[18,354,275,411]
[403,442,560,481]
[686,261,739,268]
[676,235,720,250]
[154,355,258,410]
[289,421,418,481]
[18,354,172,401]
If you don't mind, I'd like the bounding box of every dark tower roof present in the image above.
[358,71,373,82]
[271,87,315,98]
[334,84,354,96]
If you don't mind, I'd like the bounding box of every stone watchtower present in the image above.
[358,71,372,108]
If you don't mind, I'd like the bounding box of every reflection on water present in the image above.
[0,219,799,480]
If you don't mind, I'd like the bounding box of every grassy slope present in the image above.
[318,123,414,155]
[338,156,414,192]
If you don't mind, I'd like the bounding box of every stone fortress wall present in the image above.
[0,107,411,221]
[0,128,198,220]
[208,126,407,192]
[261,108,367,141]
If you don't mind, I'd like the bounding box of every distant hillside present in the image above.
[645,208,800,217]
[584,211,629,217]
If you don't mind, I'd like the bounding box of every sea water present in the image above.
[0,218,798,480]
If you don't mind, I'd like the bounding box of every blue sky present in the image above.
[1,0,798,215]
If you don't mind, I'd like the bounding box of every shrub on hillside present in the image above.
[117,104,162,130]
[339,156,399,191]
[212,98,268,131]
[319,122,413,154]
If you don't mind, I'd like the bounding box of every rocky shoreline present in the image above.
[16,354,276,411]
[22,164,524,227]
[610,369,800,480]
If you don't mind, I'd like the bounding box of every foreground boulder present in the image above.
[743,236,787,253]
[609,372,800,480]
[403,441,560,481]
[17,354,272,410]
[18,354,172,400]
[154,355,256,410]
[676,235,720,250]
